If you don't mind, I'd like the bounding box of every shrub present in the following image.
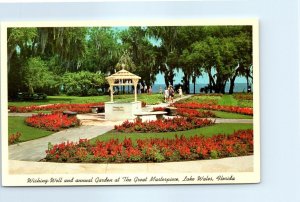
[141,101,147,108]
[8,132,22,145]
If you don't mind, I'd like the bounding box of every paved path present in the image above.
[212,118,253,124]
[8,94,251,163]
[143,95,193,112]
[9,155,253,174]
[9,124,116,161]
[8,112,38,117]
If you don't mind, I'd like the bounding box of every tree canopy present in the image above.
[7,25,253,98]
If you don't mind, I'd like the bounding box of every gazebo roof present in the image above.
[106,69,141,80]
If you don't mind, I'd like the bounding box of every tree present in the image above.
[115,50,136,72]
[119,27,159,86]
[62,71,105,96]
[7,28,37,73]
[22,57,54,94]
[147,26,179,87]
[83,27,120,74]
[188,26,252,94]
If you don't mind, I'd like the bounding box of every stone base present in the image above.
[105,101,142,121]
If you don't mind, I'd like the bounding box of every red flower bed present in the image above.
[173,102,253,115]
[45,129,253,163]
[176,108,216,118]
[153,107,166,111]
[8,132,22,145]
[25,113,79,131]
[152,107,216,118]
[233,93,253,101]
[114,117,214,133]
[9,102,104,114]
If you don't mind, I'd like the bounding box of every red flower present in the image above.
[25,113,79,131]
[9,102,104,114]
[45,129,253,163]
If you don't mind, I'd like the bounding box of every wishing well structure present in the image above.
[105,67,142,121]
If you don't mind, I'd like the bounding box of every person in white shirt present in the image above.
[164,87,169,103]
[178,86,183,97]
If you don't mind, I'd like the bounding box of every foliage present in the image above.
[83,27,120,73]
[233,93,253,100]
[8,117,54,142]
[62,71,105,96]
[9,102,104,113]
[45,129,253,163]
[176,108,216,118]
[7,26,253,99]
[152,107,216,118]
[25,113,79,131]
[114,117,214,133]
[8,94,165,107]
[22,57,55,94]
[8,132,22,145]
[173,102,253,115]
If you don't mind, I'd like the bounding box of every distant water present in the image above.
[151,83,249,94]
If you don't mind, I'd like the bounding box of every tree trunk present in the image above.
[208,71,215,93]
[29,85,34,94]
[7,49,15,73]
[246,76,249,91]
[229,75,237,94]
[182,74,190,94]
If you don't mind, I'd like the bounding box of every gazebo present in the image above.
[105,69,141,102]
[104,68,142,121]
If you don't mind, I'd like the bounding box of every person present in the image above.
[164,87,169,103]
[159,86,163,94]
[178,86,183,97]
[144,85,148,94]
[148,86,152,94]
[138,83,143,94]
[169,85,175,103]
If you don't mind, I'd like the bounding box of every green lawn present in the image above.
[182,95,221,104]
[217,95,239,106]
[178,94,253,108]
[212,111,253,119]
[237,100,253,107]
[8,93,166,107]
[8,116,54,142]
[90,123,253,144]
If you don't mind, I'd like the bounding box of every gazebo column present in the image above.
[107,78,114,102]
[110,86,113,102]
[132,78,139,102]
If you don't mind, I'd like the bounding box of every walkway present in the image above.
[9,155,253,174]
[9,123,117,161]
[8,94,251,164]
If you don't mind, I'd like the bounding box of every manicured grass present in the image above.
[237,100,253,107]
[179,94,253,108]
[183,95,221,103]
[212,111,253,119]
[217,95,238,106]
[8,93,165,107]
[8,116,54,142]
[90,123,253,144]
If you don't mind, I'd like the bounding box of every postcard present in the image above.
[1,19,260,186]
